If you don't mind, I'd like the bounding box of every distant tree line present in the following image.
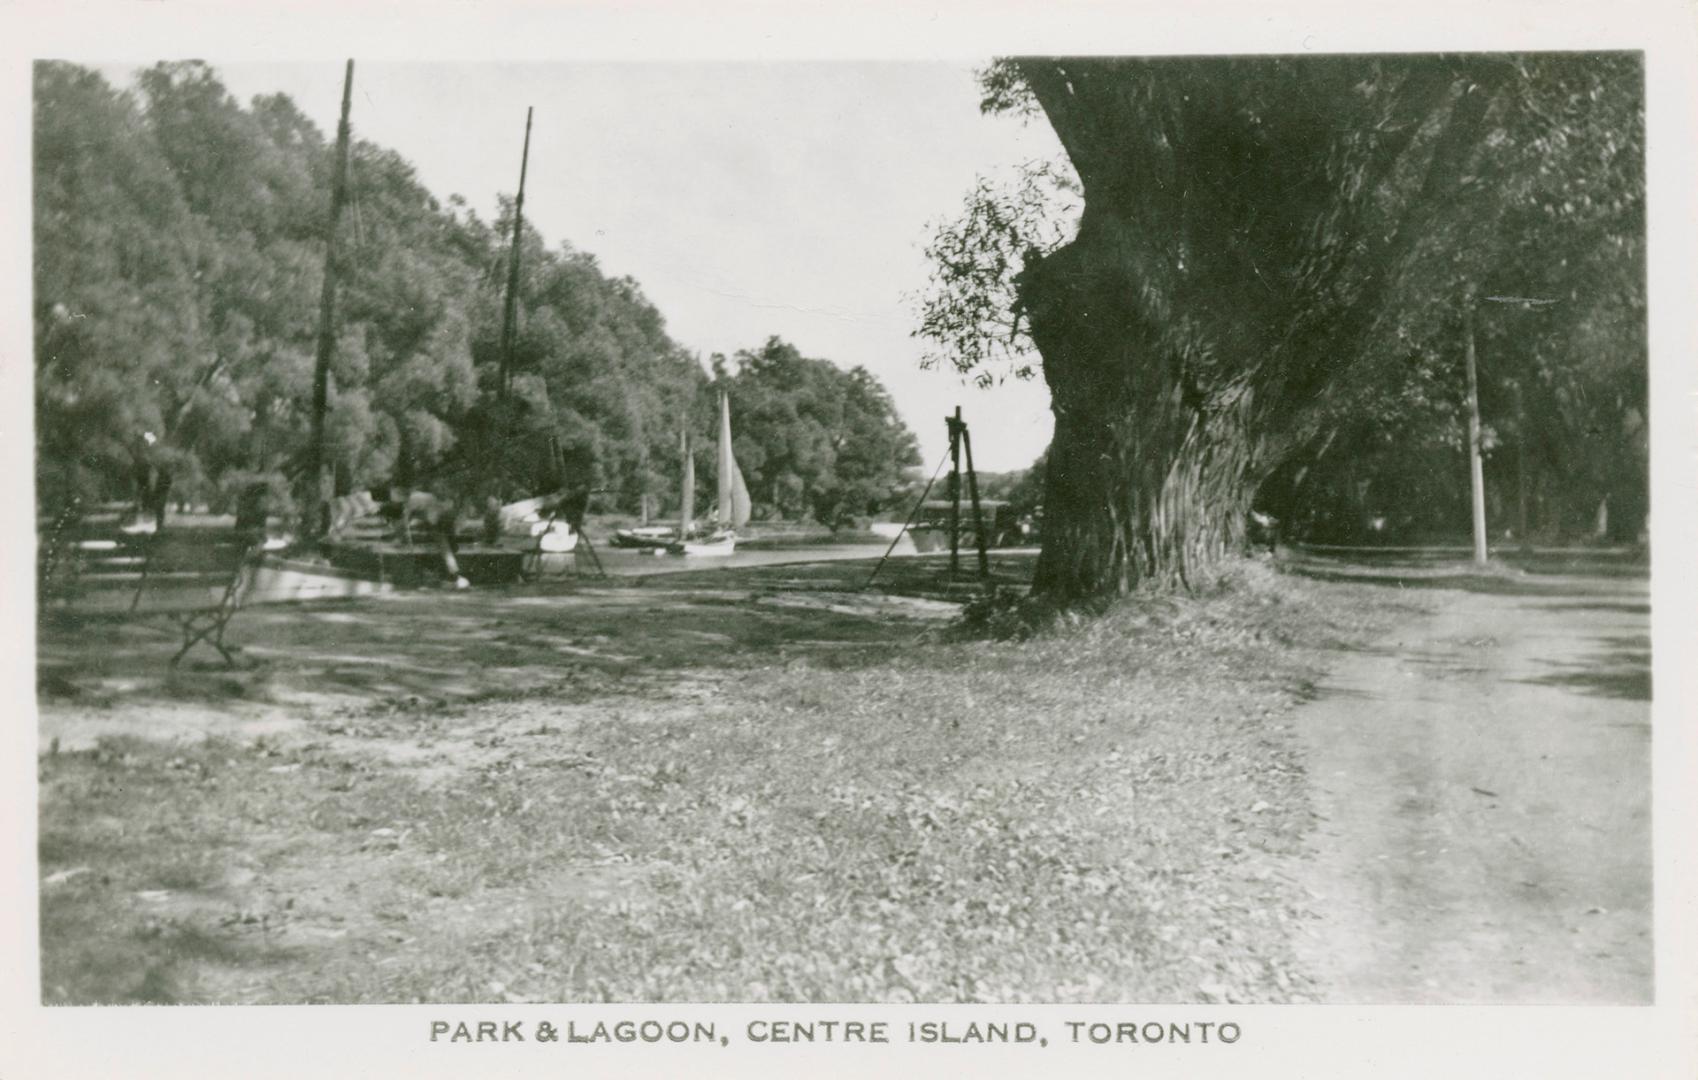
[711,338,921,527]
[34,61,921,530]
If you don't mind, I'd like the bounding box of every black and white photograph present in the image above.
[5,3,1696,1078]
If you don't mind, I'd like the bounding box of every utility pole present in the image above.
[1464,299,1489,566]
[305,59,355,541]
[1478,293,1555,558]
[1515,379,1532,554]
[497,107,534,401]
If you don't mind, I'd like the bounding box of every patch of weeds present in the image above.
[39,734,375,1003]
[161,666,277,704]
[950,587,1113,641]
[37,667,112,705]
[359,694,441,718]
[148,850,226,892]
[464,671,621,705]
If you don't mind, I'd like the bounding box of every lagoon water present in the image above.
[590,538,919,578]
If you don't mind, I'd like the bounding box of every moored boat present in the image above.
[667,390,749,557]
[500,495,578,554]
[611,525,676,550]
[667,530,737,557]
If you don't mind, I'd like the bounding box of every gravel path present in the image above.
[1288,559,1651,1003]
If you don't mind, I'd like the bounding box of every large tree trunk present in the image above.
[1003,57,1504,600]
[1022,222,1256,599]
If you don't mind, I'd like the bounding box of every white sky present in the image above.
[94,61,1065,473]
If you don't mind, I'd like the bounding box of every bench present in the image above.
[45,527,263,668]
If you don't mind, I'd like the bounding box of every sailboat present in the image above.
[668,390,750,556]
[612,427,690,552]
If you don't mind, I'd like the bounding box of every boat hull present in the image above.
[612,527,677,550]
[532,522,577,553]
[666,532,737,557]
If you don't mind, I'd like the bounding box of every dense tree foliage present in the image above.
[919,54,1645,596]
[712,338,922,526]
[976,447,1048,537]
[1260,56,1647,545]
[34,62,920,530]
[35,64,212,523]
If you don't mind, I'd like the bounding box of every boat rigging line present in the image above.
[863,441,952,591]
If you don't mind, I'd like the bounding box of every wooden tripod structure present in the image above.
[945,406,992,581]
[866,405,991,589]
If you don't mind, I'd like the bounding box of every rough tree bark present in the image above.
[1020,218,1256,595]
[1009,57,1504,600]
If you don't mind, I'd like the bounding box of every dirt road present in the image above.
[1287,553,1652,1003]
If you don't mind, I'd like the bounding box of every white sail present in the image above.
[730,461,751,531]
[716,390,752,531]
[679,428,695,537]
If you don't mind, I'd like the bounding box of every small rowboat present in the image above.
[611,525,677,550]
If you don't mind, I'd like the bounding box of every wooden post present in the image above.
[1464,301,1489,565]
[960,421,991,581]
[304,59,355,540]
[947,407,962,576]
[498,107,534,400]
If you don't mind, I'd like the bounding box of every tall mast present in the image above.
[304,59,355,539]
[678,427,695,538]
[497,106,534,401]
[716,390,733,530]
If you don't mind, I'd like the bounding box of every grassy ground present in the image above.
[37,553,1413,1004]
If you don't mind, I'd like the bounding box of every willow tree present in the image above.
[919,53,1643,598]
